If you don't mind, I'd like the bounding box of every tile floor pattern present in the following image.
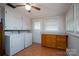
[15,43,66,56]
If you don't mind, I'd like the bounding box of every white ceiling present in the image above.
[13,3,72,19]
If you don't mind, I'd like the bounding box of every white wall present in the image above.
[67,33,79,56]
[32,15,66,44]
[42,16,66,33]
[66,4,79,56]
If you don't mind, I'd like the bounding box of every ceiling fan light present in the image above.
[25,5,31,10]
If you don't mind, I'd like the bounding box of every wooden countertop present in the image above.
[42,32,67,35]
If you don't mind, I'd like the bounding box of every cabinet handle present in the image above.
[18,31,20,33]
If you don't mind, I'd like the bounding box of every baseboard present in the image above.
[66,48,77,56]
[66,51,71,56]
[32,42,41,45]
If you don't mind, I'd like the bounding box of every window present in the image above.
[44,19,58,31]
[34,22,41,30]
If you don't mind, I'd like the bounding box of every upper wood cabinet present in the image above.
[5,6,31,30]
[0,31,3,55]
[0,7,4,56]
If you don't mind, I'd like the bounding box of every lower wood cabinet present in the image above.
[56,35,67,49]
[41,34,67,50]
[0,24,4,56]
[0,31,4,56]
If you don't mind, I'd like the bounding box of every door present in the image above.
[32,19,42,43]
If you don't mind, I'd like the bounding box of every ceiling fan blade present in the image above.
[32,6,40,11]
[6,3,16,8]
[16,5,25,7]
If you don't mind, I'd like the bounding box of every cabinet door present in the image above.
[57,36,66,42]
[5,6,22,30]
[42,35,56,48]
[57,35,66,49]
[27,33,32,46]
[42,35,46,45]
[0,39,1,49]
[46,35,56,48]
[18,33,24,51]
[5,10,14,30]
[5,8,17,30]
[57,42,66,49]
[10,32,24,55]
[0,39,2,55]
[24,33,32,48]
[14,14,22,30]
[45,35,56,43]
[0,32,2,49]
[22,16,31,30]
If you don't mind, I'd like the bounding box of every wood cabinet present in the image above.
[0,7,5,56]
[41,34,67,50]
[56,35,67,49]
[0,32,3,55]
[42,34,56,48]
[0,26,3,55]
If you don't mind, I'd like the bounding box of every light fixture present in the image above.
[25,4,31,11]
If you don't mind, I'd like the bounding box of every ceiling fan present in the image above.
[6,3,40,12]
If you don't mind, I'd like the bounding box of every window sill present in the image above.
[68,32,79,38]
